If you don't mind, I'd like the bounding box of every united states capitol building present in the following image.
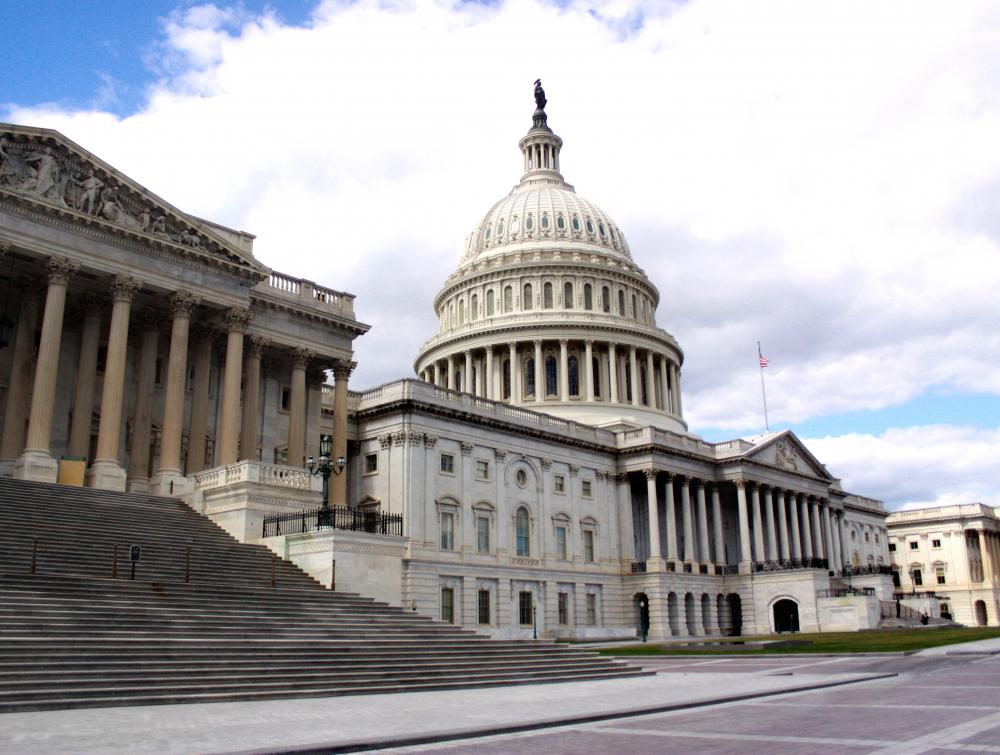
[0,85,894,640]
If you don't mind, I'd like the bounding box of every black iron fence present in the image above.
[818,586,876,598]
[841,563,893,577]
[752,558,829,573]
[630,561,646,573]
[262,507,403,538]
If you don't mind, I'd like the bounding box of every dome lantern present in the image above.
[518,79,567,190]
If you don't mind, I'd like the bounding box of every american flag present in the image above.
[759,355,769,369]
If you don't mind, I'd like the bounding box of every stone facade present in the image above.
[887,504,1000,627]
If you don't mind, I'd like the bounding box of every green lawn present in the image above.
[600,627,1000,655]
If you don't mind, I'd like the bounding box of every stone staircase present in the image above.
[0,477,647,712]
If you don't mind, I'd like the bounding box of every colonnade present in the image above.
[639,471,848,574]
[419,339,681,415]
[1,256,353,498]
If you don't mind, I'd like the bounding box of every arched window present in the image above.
[584,283,593,310]
[516,508,530,557]
[503,285,513,313]
[458,300,465,325]
[449,304,454,325]
[526,358,536,396]
[523,283,533,310]
[618,290,625,315]
[592,356,601,397]
[602,286,610,313]
[543,282,553,309]
[564,282,573,309]
[470,293,478,321]
[486,289,495,317]
[545,355,557,396]
[568,355,580,396]
[502,359,511,399]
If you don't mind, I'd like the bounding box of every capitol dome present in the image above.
[415,84,686,431]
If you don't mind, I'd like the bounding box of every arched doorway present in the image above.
[684,593,697,635]
[773,598,800,633]
[634,592,650,641]
[726,593,743,637]
[975,600,988,627]
[667,592,680,636]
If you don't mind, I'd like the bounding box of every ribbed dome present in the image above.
[461,185,632,264]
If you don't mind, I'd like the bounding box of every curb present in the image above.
[241,672,897,754]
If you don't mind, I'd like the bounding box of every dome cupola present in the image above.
[415,83,686,431]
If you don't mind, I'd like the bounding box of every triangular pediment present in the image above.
[745,431,833,480]
[0,123,267,278]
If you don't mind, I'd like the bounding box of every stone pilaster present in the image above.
[735,479,752,573]
[87,274,141,491]
[711,484,724,565]
[217,307,251,466]
[238,334,266,463]
[696,481,710,566]
[644,468,663,566]
[330,359,354,506]
[287,346,313,468]
[15,256,79,482]
[663,472,678,564]
[680,476,694,564]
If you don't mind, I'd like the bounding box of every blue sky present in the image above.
[4,0,1000,509]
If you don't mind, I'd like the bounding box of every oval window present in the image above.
[525,214,534,231]
[516,469,528,487]
[609,227,617,243]
[571,216,581,232]
[496,219,505,236]
[598,222,606,237]
[586,218,594,234]
[541,214,550,230]
[510,216,520,234]
[484,224,492,240]
[556,214,565,230]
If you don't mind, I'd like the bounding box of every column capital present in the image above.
[558,338,568,347]
[629,344,637,354]
[533,339,543,347]
[585,339,593,347]
[110,274,142,303]
[614,471,630,484]
[291,346,315,369]
[643,467,659,481]
[247,334,268,356]
[46,256,80,285]
[332,359,356,380]
[507,341,517,350]
[169,290,200,317]
[223,307,252,333]
[734,478,746,490]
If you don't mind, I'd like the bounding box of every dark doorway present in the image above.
[773,598,800,633]
[634,592,650,641]
[726,593,743,636]
[975,600,988,627]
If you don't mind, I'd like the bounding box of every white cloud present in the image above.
[5,0,1000,509]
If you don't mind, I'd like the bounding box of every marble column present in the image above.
[735,479,752,572]
[185,325,215,473]
[664,473,678,563]
[485,346,494,400]
[660,356,671,412]
[831,511,844,572]
[608,343,619,403]
[674,365,683,416]
[764,486,778,561]
[799,494,814,559]
[584,340,594,401]
[87,274,141,490]
[811,498,825,560]
[330,359,354,506]
[238,334,265,463]
[287,346,313,468]
[305,368,324,463]
[681,476,694,564]
[750,483,765,563]
[464,351,473,395]
[15,257,79,482]
[125,310,161,492]
[788,491,802,560]
[0,279,42,468]
[217,307,251,466]
[644,469,662,565]
[669,362,679,414]
[628,346,639,406]
[776,488,790,561]
[559,339,569,400]
[508,343,518,401]
[67,295,102,459]
[711,485,725,565]
[696,481,710,566]
[644,351,655,408]
[616,473,635,562]
[533,340,543,401]
[838,513,849,568]
[147,292,200,494]
[446,355,455,391]
[822,502,836,570]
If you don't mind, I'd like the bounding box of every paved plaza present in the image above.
[1,643,998,754]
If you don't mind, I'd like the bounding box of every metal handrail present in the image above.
[262,507,403,538]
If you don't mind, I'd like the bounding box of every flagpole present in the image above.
[758,341,770,432]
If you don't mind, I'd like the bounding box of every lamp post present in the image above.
[307,433,346,528]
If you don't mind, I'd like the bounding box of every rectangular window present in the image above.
[478,589,491,625]
[555,526,567,560]
[440,453,455,474]
[581,480,592,498]
[932,539,941,548]
[364,453,378,474]
[441,587,454,623]
[475,460,489,481]
[864,532,870,543]
[440,512,454,551]
[913,568,923,586]
[909,541,920,550]
[586,594,597,626]
[888,543,897,552]
[554,475,565,493]
[936,567,946,585]
[518,591,533,625]
[558,592,568,625]
[583,530,595,563]
[477,516,490,553]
